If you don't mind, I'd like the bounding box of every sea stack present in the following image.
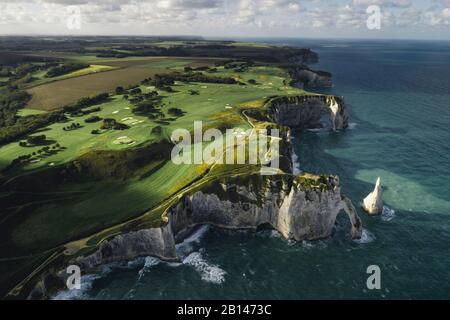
[363,177,383,215]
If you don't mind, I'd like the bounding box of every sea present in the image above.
[56,39,450,300]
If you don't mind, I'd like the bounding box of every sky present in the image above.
[0,0,449,40]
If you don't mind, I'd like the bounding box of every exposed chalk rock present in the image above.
[76,174,363,270]
[363,177,383,215]
[268,95,349,132]
[289,67,332,88]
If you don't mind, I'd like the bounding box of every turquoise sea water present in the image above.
[71,39,450,300]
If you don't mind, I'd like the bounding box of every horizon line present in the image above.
[0,34,449,42]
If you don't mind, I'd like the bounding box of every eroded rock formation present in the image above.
[269,95,348,131]
[289,66,333,88]
[363,177,383,215]
[76,174,362,270]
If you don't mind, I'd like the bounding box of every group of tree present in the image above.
[18,134,47,147]
[62,93,109,115]
[46,63,89,78]
[167,107,184,117]
[0,111,67,146]
[63,123,82,131]
[141,72,238,92]
[0,88,32,128]
[151,126,162,135]
[100,118,129,130]
[8,142,62,170]
[85,115,102,123]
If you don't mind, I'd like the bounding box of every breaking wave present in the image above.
[348,122,358,130]
[52,274,100,300]
[292,151,301,175]
[381,206,396,222]
[354,228,376,244]
[183,251,227,284]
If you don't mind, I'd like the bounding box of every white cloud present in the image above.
[0,0,448,38]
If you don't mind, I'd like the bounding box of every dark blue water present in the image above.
[67,39,450,300]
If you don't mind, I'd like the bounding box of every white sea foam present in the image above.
[348,122,358,130]
[52,274,100,300]
[183,251,226,284]
[292,151,301,175]
[175,225,210,258]
[138,256,161,279]
[307,128,323,133]
[381,206,396,222]
[354,228,376,244]
[302,240,328,249]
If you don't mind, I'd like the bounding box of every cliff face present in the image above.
[289,67,332,88]
[76,174,362,270]
[269,95,349,131]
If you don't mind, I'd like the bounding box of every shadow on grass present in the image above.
[0,178,162,258]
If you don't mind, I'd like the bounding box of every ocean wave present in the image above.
[138,256,161,279]
[348,122,358,130]
[306,128,323,133]
[302,240,328,249]
[353,228,376,244]
[381,206,396,222]
[175,225,210,258]
[292,151,301,175]
[183,251,226,284]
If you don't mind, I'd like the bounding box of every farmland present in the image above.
[25,58,204,111]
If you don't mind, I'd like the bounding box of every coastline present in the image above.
[23,91,362,300]
[2,46,363,300]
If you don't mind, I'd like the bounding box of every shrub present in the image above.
[27,135,46,145]
[85,116,102,123]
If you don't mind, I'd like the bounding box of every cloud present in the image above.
[0,0,448,38]
[352,0,412,8]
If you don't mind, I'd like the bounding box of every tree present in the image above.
[115,86,125,95]
[27,135,46,145]
[130,88,142,96]
[168,108,184,117]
